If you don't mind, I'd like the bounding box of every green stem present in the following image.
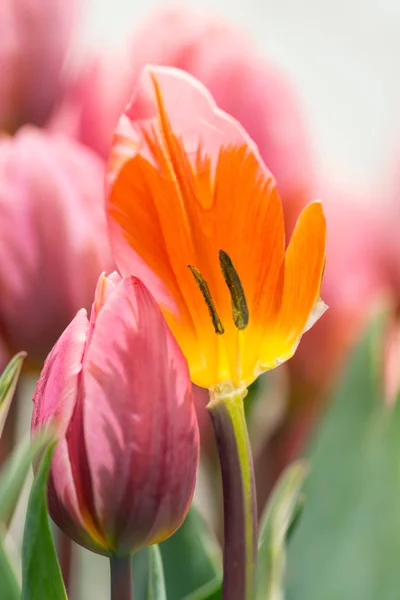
[59,530,73,595]
[208,389,257,600]
[110,555,132,600]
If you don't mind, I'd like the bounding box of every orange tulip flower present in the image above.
[106,65,327,397]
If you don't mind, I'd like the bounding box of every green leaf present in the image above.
[287,313,400,600]
[0,536,20,600]
[0,429,53,527]
[158,504,221,600]
[244,376,262,419]
[22,441,67,600]
[179,460,306,600]
[132,497,222,599]
[254,460,308,600]
[0,352,26,438]
[132,547,150,600]
[148,545,166,600]
[186,578,222,600]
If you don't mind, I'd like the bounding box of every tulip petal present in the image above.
[87,271,122,347]
[32,309,88,434]
[303,297,328,334]
[108,65,264,183]
[32,309,94,547]
[281,201,326,336]
[260,202,326,368]
[82,276,199,553]
[107,65,266,323]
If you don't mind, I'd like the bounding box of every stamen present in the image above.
[219,250,249,330]
[188,265,225,335]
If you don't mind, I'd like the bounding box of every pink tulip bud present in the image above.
[0,126,113,366]
[52,7,312,222]
[31,273,199,555]
[0,0,77,131]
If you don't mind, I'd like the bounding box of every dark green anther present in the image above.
[219,250,249,330]
[188,265,225,335]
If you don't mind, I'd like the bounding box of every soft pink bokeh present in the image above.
[372,159,400,302]
[0,0,77,132]
[289,182,386,392]
[32,274,199,555]
[257,183,385,493]
[52,6,313,226]
[0,127,113,366]
[256,183,388,503]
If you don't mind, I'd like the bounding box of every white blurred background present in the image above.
[80,0,400,196]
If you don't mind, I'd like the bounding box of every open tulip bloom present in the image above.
[107,66,327,395]
[106,65,326,599]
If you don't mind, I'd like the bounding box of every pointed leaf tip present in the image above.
[0,352,26,438]
[255,460,308,600]
[0,429,53,528]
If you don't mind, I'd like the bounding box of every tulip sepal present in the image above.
[207,385,258,600]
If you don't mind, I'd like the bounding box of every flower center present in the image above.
[188,250,249,334]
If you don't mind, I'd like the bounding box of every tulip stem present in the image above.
[208,388,257,600]
[59,531,73,595]
[110,555,133,600]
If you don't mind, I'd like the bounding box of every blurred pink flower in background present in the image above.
[0,127,113,366]
[373,159,400,302]
[289,182,385,392]
[32,273,199,555]
[256,182,387,503]
[0,0,77,132]
[52,6,313,228]
[371,158,400,407]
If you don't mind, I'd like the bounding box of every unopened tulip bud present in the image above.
[31,273,199,556]
[0,126,113,366]
[0,0,77,131]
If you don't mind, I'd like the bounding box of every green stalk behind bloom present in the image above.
[208,388,257,600]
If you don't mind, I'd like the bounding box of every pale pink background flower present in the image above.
[256,182,387,502]
[52,6,313,225]
[289,181,385,391]
[0,0,77,132]
[0,127,113,366]
[255,182,385,496]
